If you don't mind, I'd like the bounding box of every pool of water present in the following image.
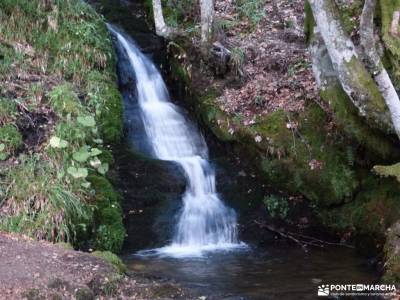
[124,245,377,299]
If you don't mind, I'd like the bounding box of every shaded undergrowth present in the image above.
[0,0,125,252]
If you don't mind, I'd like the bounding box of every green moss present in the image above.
[320,82,396,160]
[84,71,122,144]
[87,175,125,253]
[383,222,400,283]
[344,57,391,133]
[97,85,123,144]
[170,59,190,85]
[304,1,315,44]
[92,250,127,273]
[337,0,364,34]
[75,287,94,300]
[197,90,236,142]
[94,223,125,254]
[254,104,359,206]
[88,175,120,207]
[380,0,400,88]
[320,175,400,235]
[0,124,22,155]
[253,110,291,148]
[56,242,74,250]
[373,163,400,182]
[99,206,123,226]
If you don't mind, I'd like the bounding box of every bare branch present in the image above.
[254,221,354,252]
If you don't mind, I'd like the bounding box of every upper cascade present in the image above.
[108,24,245,257]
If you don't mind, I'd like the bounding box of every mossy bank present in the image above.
[162,0,400,282]
[0,0,125,253]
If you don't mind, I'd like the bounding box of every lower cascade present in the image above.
[108,24,245,257]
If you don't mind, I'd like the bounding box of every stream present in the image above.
[125,246,376,299]
[106,7,379,299]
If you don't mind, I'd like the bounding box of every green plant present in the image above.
[254,95,265,107]
[0,154,92,242]
[214,18,239,33]
[236,0,266,25]
[94,223,125,254]
[0,0,124,253]
[287,58,310,77]
[0,124,22,157]
[49,84,83,116]
[263,195,289,219]
[0,98,17,124]
[284,19,295,29]
[230,47,245,77]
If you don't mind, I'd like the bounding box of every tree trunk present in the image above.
[309,27,396,157]
[308,0,393,134]
[152,0,175,39]
[360,0,400,139]
[200,0,214,44]
[390,11,400,37]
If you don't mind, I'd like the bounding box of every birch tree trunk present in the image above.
[200,0,214,44]
[360,0,400,139]
[152,0,175,39]
[308,0,393,134]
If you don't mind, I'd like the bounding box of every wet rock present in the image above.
[114,146,186,252]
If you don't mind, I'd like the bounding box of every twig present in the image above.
[255,220,308,252]
[254,221,354,251]
[290,232,355,249]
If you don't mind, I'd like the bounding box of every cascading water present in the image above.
[108,24,245,257]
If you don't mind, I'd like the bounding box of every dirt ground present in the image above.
[191,0,320,126]
[0,232,192,300]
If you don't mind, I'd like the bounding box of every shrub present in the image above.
[263,195,289,219]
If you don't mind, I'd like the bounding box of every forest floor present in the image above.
[199,0,320,125]
[0,232,192,300]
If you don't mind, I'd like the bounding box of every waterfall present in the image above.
[108,25,245,257]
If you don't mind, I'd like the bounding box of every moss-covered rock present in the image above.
[75,287,95,300]
[88,174,125,253]
[92,250,127,273]
[88,175,120,207]
[97,85,123,144]
[383,221,400,283]
[319,82,397,161]
[167,26,400,250]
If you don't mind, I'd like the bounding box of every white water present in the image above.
[109,25,245,257]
